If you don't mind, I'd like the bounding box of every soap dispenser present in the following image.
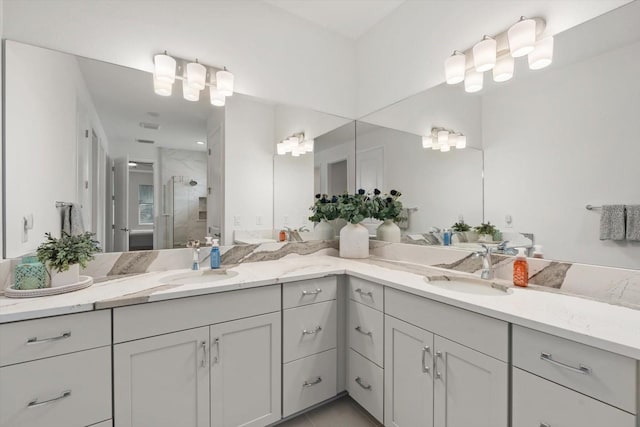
[210,239,221,269]
[513,248,528,287]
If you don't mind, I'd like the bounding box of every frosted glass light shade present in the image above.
[493,55,515,82]
[473,37,497,72]
[448,133,458,147]
[437,130,449,145]
[187,62,207,90]
[276,143,287,155]
[291,145,302,157]
[464,69,483,93]
[210,86,226,106]
[508,18,537,57]
[445,52,466,85]
[217,70,235,96]
[302,139,314,153]
[431,142,440,150]
[456,135,467,149]
[528,36,554,70]
[422,136,433,148]
[182,80,200,101]
[153,54,176,83]
[440,143,451,152]
[153,75,172,96]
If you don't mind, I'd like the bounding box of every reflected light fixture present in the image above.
[276,133,314,157]
[151,51,234,106]
[425,127,467,153]
[473,36,497,72]
[196,141,205,145]
[445,16,552,92]
[128,162,138,167]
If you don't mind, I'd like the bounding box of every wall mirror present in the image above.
[357,1,640,269]
[3,40,355,256]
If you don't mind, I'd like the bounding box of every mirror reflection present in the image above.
[357,2,640,269]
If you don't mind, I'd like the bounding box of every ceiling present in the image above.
[77,57,209,153]
[264,0,405,40]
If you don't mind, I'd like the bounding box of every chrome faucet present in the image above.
[187,240,201,271]
[473,244,494,280]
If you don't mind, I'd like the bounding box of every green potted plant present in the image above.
[36,232,101,287]
[474,222,500,243]
[308,194,340,240]
[451,220,477,242]
[336,189,375,258]
[372,189,403,243]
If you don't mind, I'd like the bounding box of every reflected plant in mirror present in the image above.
[371,189,403,243]
[308,194,340,241]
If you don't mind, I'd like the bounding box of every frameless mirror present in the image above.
[358,1,640,269]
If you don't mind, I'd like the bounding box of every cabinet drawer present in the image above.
[349,277,383,311]
[283,300,337,363]
[0,310,111,367]
[513,368,635,427]
[114,285,280,342]
[385,287,508,361]
[347,349,383,423]
[513,325,636,413]
[0,346,112,427]
[348,300,384,367]
[283,349,337,417]
[283,277,337,309]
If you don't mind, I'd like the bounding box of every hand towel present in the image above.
[599,205,625,240]
[61,203,85,236]
[626,205,640,241]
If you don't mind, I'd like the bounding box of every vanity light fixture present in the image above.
[152,52,234,106]
[425,127,467,152]
[276,133,314,157]
[445,16,553,92]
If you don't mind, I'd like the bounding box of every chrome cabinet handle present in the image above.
[213,338,220,364]
[355,377,372,390]
[354,288,373,297]
[302,326,322,335]
[422,346,431,373]
[302,288,322,296]
[200,341,207,368]
[355,326,373,337]
[303,377,323,387]
[27,390,71,408]
[540,423,551,427]
[27,331,71,345]
[540,352,591,375]
[434,350,443,379]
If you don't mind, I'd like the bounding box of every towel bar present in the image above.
[585,204,602,210]
[55,201,73,208]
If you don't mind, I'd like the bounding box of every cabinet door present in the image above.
[210,312,281,427]
[113,327,210,427]
[433,336,508,427]
[384,315,434,427]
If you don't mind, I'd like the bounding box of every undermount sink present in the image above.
[162,269,238,285]
[424,276,511,296]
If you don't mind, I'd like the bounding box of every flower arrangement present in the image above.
[36,232,101,273]
[308,194,340,223]
[336,189,375,224]
[371,189,403,222]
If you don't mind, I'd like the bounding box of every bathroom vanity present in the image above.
[1,254,638,427]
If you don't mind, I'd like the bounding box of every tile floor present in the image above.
[277,396,382,427]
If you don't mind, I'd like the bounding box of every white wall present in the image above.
[4,41,109,257]
[2,0,357,118]
[0,0,4,259]
[356,125,484,233]
[355,0,631,117]
[314,127,356,196]
[223,96,275,245]
[483,40,640,269]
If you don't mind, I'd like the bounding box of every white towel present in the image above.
[62,204,85,236]
[599,205,625,240]
[626,205,640,241]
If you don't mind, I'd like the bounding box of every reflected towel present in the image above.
[626,205,640,241]
[61,204,85,236]
[599,205,625,240]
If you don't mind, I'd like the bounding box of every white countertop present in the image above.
[2,254,640,360]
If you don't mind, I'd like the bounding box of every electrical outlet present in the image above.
[256,216,263,226]
[234,216,241,226]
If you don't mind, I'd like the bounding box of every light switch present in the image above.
[256,216,263,226]
[283,215,289,225]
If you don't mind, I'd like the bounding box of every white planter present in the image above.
[339,223,370,259]
[463,231,479,242]
[314,220,335,241]
[50,263,80,287]
[376,220,401,243]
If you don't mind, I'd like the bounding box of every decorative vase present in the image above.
[50,263,80,287]
[375,219,401,243]
[314,219,335,241]
[339,223,370,259]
